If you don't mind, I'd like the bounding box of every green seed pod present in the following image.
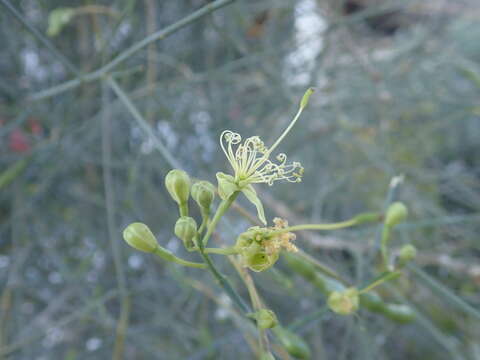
[327,287,359,315]
[251,308,278,329]
[174,216,198,250]
[234,228,279,272]
[399,244,417,265]
[359,292,385,312]
[273,326,311,359]
[383,304,416,323]
[191,181,215,210]
[245,250,279,272]
[123,222,158,253]
[385,202,408,228]
[165,169,191,206]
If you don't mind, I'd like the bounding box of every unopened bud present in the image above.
[328,287,359,315]
[300,87,315,109]
[123,222,158,253]
[191,181,215,210]
[385,202,408,228]
[249,308,278,329]
[165,169,191,205]
[398,244,417,265]
[174,216,198,250]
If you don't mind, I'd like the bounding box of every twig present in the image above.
[29,0,236,101]
[106,77,181,169]
[0,0,80,75]
[101,82,129,360]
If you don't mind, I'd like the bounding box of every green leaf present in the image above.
[47,8,75,37]
[216,172,238,200]
[242,184,266,225]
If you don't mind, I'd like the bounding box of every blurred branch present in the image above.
[106,76,181,169]
[29,0,236,101]
[101,82,130,360]
[0,0,80,75]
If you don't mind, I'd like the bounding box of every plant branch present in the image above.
[29,0,236,101]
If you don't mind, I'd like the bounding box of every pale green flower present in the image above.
[216,88,314,224]
[219,131,304,187]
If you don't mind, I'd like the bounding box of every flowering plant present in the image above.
[122,89,415,359]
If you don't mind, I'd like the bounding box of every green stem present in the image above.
[380,225,392,269]
[269,218,358,236]
[241,267,270,356]
[196,191,250,313]
[198,208,210,235]
[359,271,401,294]
[202,192,239,247]
[268,97,307,155]
[153,247,206,269]
[179,203,188,217]
[204,247,239,255]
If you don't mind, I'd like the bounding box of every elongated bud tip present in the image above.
[300,87,315,109]
[123,222,158,253]
[399,244,417,265]
[174,216,198,249]
[191,180,215,210]
[385,202,408,228]
[165,169,191,205]
[328,287,359,315]
[248,308,278,329]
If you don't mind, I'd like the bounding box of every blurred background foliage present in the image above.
[1,0,479,359]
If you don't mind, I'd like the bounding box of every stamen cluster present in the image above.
[220,130,304,187]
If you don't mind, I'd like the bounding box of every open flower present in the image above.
[216,88,314,224]
[219,131,304,187]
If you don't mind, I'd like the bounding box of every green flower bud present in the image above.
[383,304,416,323]
[123,222,158,253]
[249,308,278,329]
[327,287,359,315]
[385,202,408,228]
[174,216,198,250]
[191,181,215,210]
[398,244,417,265]
[273,326,311,359]
[165,169,191,205]
[300,87,315,109]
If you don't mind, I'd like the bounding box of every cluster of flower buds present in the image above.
[122,169,217,268]
[164,169,216,251]
[234,218,298,272]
